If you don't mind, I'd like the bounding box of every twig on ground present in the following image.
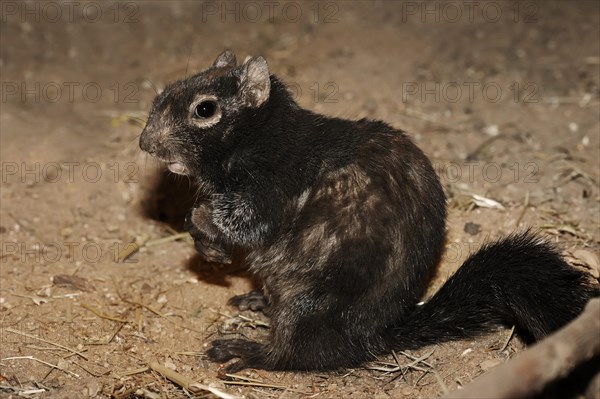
[149,362,241,399]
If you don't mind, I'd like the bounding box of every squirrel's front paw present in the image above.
[195,237,233,264]
[185,207,233,264]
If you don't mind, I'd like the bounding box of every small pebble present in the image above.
[464,222,481,236]
[582,136,589,146]
[461,348,473,357]
[568,122,579,133]
[164,358,177,371]
[484,124,499,136]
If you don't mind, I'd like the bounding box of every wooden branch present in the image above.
[441,298,600,399]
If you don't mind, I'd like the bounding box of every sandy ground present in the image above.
[1,1,599,398]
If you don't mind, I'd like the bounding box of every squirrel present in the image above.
[139,50,599,372]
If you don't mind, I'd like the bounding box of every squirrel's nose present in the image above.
[139,128,156,154]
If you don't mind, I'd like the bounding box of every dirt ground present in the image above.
[1,1,599,398]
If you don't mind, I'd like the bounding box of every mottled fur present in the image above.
[140,51,599,372]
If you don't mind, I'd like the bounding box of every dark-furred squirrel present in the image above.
[140,50,599,372]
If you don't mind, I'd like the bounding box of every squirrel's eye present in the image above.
[194,100,217,118]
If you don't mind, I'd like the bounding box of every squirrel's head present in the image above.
[139,50,271,176]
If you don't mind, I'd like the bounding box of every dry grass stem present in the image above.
[81,303,129,323]
[145,232,192,247]
[515,192,530,227]
[2,355,79,378]
[499,325,516,352]
[4,327,88,360]
[224,380,309,394]
[114,366,150,378]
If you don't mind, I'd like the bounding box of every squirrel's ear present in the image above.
[212,50,237,68]
[238,56,270,108]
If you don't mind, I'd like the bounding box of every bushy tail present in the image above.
[390,231,599,349]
